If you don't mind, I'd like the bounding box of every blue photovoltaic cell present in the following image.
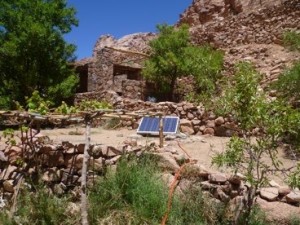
[137,116,179,135]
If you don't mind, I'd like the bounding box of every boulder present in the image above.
[181,126,195,135]
[286,191,300,204]
[215,116,225,126]
[206,120,216,128]
[203,128,215,135]
[260,187,279,201]
[257,197,300,224]
[278,186,291,196]
[155,152,180,172]
[209,173,227,184]
[180,119,193,127]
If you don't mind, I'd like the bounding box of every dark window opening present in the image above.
[76,64,88,93]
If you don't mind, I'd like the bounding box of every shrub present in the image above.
[283,31,300,51]
[5,184,78,225]
[25,90,52,115]
[274,62,300,106]
[213,61,300,224]
[76,100,112,111]
[89,154,169,224]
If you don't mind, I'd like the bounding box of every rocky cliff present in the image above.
[179,0,300,84]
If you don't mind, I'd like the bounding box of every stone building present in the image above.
[74,33,156,101]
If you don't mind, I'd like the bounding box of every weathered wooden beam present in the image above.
[104,46,149,57]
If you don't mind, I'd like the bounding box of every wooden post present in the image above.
[81,113,91,225]
[159,115,164,148]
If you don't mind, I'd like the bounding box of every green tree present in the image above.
[142,24,223,101]
[213,62,300,225]
[0,0,78,108]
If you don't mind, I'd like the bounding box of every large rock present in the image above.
[155,152,180,172]
[181,126,195,135]
[203,128,215,135]
[180,119,194,135]
[260,187,279,201]
[209,173,227,184]
[215,116,225,126]
[286,191,300,204]
[206,120,216,128]
[257,197,300,224]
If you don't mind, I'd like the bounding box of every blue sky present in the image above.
[65,0,192,60]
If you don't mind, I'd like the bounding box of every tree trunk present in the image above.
[81,114,91,225]
[169,77,176,102]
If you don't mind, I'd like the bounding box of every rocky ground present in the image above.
[42,126,296,185]
[40,126,300,223]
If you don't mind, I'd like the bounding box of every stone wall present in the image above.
[180,0,300,48]
[87,33,155,94]
[122,80,144,99]
[1,133,299,219]
[74,92,238,137]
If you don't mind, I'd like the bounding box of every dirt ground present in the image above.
[40,126,297,186]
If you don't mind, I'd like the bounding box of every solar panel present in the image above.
[137,116,179,135]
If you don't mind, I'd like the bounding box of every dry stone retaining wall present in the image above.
[74,92,238,137]
[1,134,299,213]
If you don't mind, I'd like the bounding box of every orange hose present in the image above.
[177,140,191,159]
[161,164,186,225]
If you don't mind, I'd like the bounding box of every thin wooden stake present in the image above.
[159,115,164,148]
[81,114,91,225]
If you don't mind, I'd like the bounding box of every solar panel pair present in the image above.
[137,116,179,135]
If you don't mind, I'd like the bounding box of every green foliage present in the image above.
[3,128,16,145]
[89,154,168,224]
[288,164,300,189]
[76,100,112,111]
[0,213,14,225]
[184,45,224,94]
[89,153,269,225]
[0,185,78,225]
[219,62,263,129]
[142,24,190,100]
[213,61,300,224]
[274,62,300,105]
[55,101,77,115]
[142,24,223,101]
[283,31,300,51]
[25,90,51,115]
[0,0,78,107]
[290,215,300,225]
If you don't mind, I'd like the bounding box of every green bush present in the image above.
[283,31,300,51]
[2,184,78,225]
[213,61,300,224]
[274,62,300,105]
[25,90,52,115]
[76,100,112,111]
[89,153,270,225]
[0,213,14,225]
[89,154,169,224]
